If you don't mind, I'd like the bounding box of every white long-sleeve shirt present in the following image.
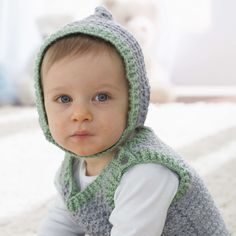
[38,161,179,236]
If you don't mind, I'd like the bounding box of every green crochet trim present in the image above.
[34,25,139,158]
[62,128,190,213]
[105,129,190,208]
[63,154,121,212]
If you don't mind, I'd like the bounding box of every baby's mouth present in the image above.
[70,130,93,139]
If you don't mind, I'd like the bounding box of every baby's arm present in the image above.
[37,195,85,236]
[109,163,179,236]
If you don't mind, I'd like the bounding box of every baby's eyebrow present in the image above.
[46,87,65,94]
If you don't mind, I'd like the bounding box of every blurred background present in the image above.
[0,0,236,235]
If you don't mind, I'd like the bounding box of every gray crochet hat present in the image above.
[34,6,150,158]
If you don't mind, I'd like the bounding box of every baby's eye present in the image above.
[57,95,72,103]
[94,93,109,102]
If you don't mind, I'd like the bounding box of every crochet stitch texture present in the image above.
[34,6,230,236]
[57,127,229,235]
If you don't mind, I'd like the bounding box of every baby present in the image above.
[35,6,229,236]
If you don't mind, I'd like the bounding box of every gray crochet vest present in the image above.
[56,127,229,236]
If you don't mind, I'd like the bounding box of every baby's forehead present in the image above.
[42,46,128,92]
[41,35,124,75]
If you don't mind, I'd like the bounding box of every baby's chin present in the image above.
[67,146,112,158]
[70,146,115,159]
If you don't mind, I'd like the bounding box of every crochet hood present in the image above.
[34,6,150,158]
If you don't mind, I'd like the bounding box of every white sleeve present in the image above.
[37,195,85,236]
[109,163,179,236]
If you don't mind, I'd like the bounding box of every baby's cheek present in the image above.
[48,119,62,136]
[108,124,124,141]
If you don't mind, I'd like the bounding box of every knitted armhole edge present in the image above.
[105,149,191,208]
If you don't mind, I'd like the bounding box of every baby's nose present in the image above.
[70,105,93,123]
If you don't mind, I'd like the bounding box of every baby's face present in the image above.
[42,50,129,156]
